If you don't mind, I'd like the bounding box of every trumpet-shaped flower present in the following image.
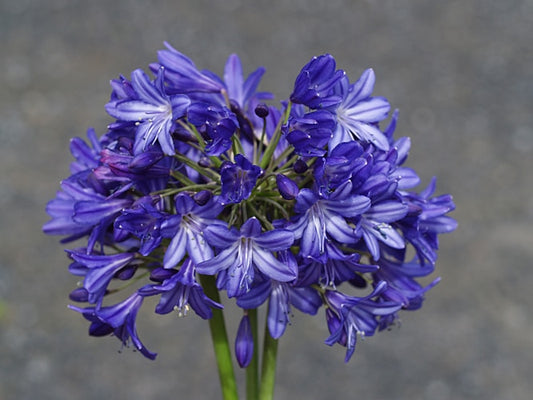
[197,217,296,297]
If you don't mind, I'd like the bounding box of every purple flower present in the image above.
[66,250,136,304]
[222,54,272,110]
[187,102,238,156]
[358,200,409,261]
[140,258,223,319]
[374,257,439,311]
[285,109,336,157]
[399,177,457,265]
[235,314,254,368]
[331,70,391,151]
[105,67,190,155]
[155,42,225,93]
[69,128,102,174]
[43,171,132,251]
[237,275,322,339]
[299,242,378,288]
[219,155,263,205]
[197,217,297,297]
[283,181,370,258]
[70,291,156,360]
[290,54,344,109]
[324,282,402,362]
[161,193,224,268]
[114,196,166,256]
[313,141,367,193]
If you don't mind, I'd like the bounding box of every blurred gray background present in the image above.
[1,0,532,399]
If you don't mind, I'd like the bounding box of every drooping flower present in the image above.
[324,282,402,362]
[66,250,136,304]
[70,291,157,360]
[140,258,223,319]
[237,276,322,339]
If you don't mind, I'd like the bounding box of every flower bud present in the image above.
[254,103,269,118]
[193,190,213,206]
[150,267,175,282]
[69,287,89,302]
[293,159,308,174]
[198,156,212,168]
[276,174,299,200]
[115,265,137,280]
[235,314,253,368]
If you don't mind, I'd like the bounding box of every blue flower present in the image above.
[66,250,136,304]
[282,181,370,258]
[313,140,367,193]
[285,109,336,157]
[219,155,263,205]
[43,170,132,251]
[324,282,401,362]
[155,42,225,93]
[357,200,409,261]
[105,67,190,155]
[140,258,223,319]
[330,70,391,151]
[237,275,322,339]
[161,193,224,268]
[374,257,439,311]
[290,54,344,109]
[70,291,157,360]
[187,102,238,156]
[69,128,102,174]
[197,217,297,297]
[299,242,378,288]
[114,196,166,256]
[399,177,457,265]
[222,53,272,111]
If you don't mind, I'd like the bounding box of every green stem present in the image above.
[199,274,239,400]
[259,316,279,400]
[246,308,259,400]
[260,101,292,170]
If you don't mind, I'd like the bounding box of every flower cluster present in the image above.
[44,45,456,363]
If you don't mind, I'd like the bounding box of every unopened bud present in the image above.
[293,159,308,174]
[193,190,213,206]
[276,174,299,200]
[254,103,269,118]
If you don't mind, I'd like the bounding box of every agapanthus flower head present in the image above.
[44,46,456,365]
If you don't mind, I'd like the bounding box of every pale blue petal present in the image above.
[252,247,297,282]
[163,228,186,268]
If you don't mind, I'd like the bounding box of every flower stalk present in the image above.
[199,274,239,400]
